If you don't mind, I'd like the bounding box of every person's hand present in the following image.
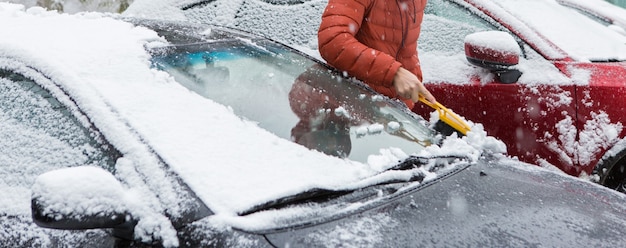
[392,67,436,104]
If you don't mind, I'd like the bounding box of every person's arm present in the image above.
[317,0,401,90]
[318,0,435,104]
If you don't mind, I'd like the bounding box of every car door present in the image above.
[569,61,626,187]
[413,0,578,173]
[0,66,121,246]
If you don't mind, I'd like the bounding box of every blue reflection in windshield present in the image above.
[151,39,436,162]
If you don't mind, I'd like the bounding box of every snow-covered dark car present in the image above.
[126,0,626,193]
[1,3,626,247]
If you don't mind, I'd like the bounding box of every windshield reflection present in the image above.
[151,36,436,163]
[289,64,371,158]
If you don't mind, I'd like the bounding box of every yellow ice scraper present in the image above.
[417,96,471,136]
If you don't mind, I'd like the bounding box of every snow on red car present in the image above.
[412,0,626,192]
[556,0,626,35]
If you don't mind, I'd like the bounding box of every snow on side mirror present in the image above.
[464,31,522,84]
[31,166,130,230]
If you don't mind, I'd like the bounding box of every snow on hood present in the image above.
[0,2,503,225]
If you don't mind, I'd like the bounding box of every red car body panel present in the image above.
[413,81,579,174]
[413,0,626,179]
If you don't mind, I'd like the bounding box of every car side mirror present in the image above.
[31,166,132,235]
[464,31,522,84]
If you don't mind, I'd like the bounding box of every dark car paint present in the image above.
[264,157,626,247]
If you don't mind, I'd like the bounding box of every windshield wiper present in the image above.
[389,155,470,171]
[590,58,625,63]
[240,155,468,215]
[240,188,353,216]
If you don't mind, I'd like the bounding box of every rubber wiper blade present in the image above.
[241,155,469,215]
[389,156,430,171]
[390,155,470,171]
[240,188,352,216]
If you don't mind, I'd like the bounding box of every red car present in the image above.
[412,0,626,192]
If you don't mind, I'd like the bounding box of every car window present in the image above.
[181,0,326,46]
[494,0,626,62]
[151,34,437,163]
[566,6,613,26]
[607,0,626,8]
[557,2,626,37]
[420,0,501,55]
[0,69,120,200]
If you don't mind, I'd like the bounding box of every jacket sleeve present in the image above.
[317,0,401,88]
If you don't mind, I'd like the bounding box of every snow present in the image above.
[32,166,127,218]
[545,111,623,167]
[0,2,504,246]
[125,0,327,48]
[492,0,626,62]
[4,0,134,13]
[558,0,626,30]
[464,31,521,56]
[302,213,396,247]
[2,0,626,246]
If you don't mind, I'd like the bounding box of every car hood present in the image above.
[264,157,626,247]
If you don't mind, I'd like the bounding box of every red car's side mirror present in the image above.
[464,31,522,83]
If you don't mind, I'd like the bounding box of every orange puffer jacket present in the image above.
[318,0,427,108]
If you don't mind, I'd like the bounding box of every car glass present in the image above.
[180,1,325,46]
[494,0,626,62]
[608,0,626,8]
[421,0,501,55]
[419,0,546,84]
[152,38,436,163]
[567,7,613,26]
[0,69,119,214]
[557,3,626,36]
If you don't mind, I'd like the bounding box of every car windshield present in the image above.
[556,0,626,36]
[492,0,626,62]
[150,31,437,163]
